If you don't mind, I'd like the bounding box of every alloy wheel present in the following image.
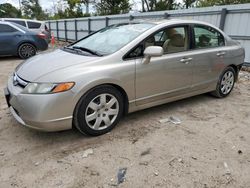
[220,70,234,95]
[85,93,119,130]
[20,44,36,58]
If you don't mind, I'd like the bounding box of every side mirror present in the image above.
[143,46,163,64]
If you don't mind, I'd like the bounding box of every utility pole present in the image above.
[19,0,22,12]
[142,0,145,12]
[85,0,95,14]
[86,0,89,14]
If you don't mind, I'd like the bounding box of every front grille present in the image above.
[13,73,29,88]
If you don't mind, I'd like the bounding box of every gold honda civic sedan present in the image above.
[4,19,245,136]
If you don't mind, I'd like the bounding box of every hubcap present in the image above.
[220,71,234,95]
[20,45,35,58]
[85,94,119,130]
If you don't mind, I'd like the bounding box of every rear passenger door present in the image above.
[0,24,20,55]
[190,24,226,90]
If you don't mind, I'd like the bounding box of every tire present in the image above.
[18,43,36,59]
[211,66,236,98]
[73,85,124,136]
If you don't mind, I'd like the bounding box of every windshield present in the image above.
[71,23,155,56]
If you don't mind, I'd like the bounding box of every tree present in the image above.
[95,0,131,15]
[0,3,22,18]
[21,0,48,20]
[50,0,90,19]
[155,0,175,10]
[64,0,84,18]
[196,0,250,7]
[141,0,178,12]
[183,0,196,8]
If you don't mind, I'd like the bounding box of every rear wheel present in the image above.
[18,43,36,59]
[74,85,124,136]
[211,67,236,98]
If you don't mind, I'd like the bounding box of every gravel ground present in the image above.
[0,55,250,188]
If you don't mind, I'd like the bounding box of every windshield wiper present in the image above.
[72,46,103,57]
[63,46,81,54]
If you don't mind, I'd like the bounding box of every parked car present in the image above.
[4,20,245,136]
[1,18,51,43]
[0,21,48,59]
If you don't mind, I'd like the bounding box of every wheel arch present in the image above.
[228,64,240,81]
[17,41,37,51]
[108,83,129,115]
[74,82,130,117]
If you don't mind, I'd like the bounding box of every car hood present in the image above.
[16,49,100,82]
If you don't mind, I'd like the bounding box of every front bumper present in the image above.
[4,76,74,132]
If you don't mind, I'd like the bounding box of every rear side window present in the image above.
[0,24,17,32]
[194,25,224,49]
[5,20,26,27]
[27,21,41,29]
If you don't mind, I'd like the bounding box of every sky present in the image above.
[0,0,54,10]
[0,0,144,13]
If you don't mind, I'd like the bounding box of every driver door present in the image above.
[134,25,194,106]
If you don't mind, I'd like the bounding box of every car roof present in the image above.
[1,18,43,23]
[126,19,220,29]
[117,19,224,34]
[153,19,216,26]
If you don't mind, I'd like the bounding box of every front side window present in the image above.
[125,25,189,59]
[72,23,155,56]
[125,44,144,59]
[144,26,189,54]
[194,25,224,49]
[0,24,17,33]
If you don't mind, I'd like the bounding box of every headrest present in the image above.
[169,34,184,47]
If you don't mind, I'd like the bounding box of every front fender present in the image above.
[72,77,129,109]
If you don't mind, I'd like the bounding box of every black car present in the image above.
[0,21,48,59]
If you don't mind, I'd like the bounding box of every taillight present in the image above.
[37,33,46,39]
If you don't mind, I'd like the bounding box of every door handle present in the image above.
[216,51,226,56]
[180,57,192,64]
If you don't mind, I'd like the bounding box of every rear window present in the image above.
[27,21,41,29]
[5,20,26,27]
[0,24,17,32]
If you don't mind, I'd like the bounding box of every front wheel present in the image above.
[18,43,36,59]
[211,67,236,98]
[73,85,124,136]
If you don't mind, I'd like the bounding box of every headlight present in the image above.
[22,82,75,94]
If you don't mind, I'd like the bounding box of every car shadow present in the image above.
[0,56,21,61]
[14,93,216,144]
[2,91,224,162]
